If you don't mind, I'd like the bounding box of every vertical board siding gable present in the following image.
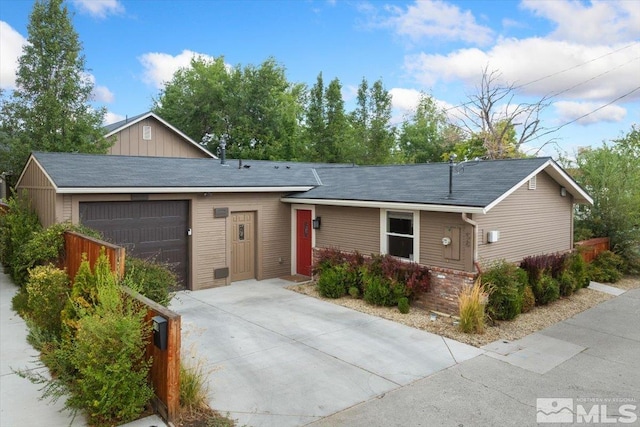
[108,117,208,158]
[16,160,57,227]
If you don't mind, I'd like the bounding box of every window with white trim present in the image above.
[383,210,418,261]
[143,125,152,140]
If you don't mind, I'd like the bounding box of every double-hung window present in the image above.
[382,210,419,261]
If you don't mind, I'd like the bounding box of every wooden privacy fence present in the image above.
[64,231,125,281]
[62,231,180,424]
[575,237,610,263]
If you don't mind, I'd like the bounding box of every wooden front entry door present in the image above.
[296,209,312,277]
[231,212,255,281]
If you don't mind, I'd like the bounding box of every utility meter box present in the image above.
[152,315,168,350]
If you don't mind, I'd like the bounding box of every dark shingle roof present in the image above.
[32,152,320,188]
[103,112,149,134]
[287,157,552,208]
[30,152,587,208]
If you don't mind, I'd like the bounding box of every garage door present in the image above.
[79,200,189,289]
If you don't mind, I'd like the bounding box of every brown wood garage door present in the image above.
[79,200,189,289]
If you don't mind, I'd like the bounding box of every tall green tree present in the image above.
[303,73,327,161]
[0,0,109,180]
[574,125,640,271]
[153,56,304,160]
[398,94,457,163]
[349,78,394,164]
[323,78,349,163]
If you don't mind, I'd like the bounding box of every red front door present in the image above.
[296,210,312,276]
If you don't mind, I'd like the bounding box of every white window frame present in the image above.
[380,209,420,262]
[142,125,152,141]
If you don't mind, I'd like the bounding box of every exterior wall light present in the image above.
[312,217,321,229]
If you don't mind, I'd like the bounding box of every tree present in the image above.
[153,56,304,160]
[574,126,640,271]
[398,94,457,163]
[0,0,109,182]
[349,78,395,164]
[458,67,550,159]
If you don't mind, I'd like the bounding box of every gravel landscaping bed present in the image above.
[288,276,639,348]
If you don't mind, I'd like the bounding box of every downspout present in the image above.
[461,212,481,273]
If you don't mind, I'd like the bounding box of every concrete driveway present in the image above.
[169,279,483,427]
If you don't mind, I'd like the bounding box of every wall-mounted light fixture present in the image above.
[560,187,567,197]
[312,217,321,230]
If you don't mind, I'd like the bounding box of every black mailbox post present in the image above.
[152,315,168,350]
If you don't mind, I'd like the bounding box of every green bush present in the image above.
[589,250,624,283]
[11,286,30,317]
[568,251,591,289]
[25,265,70,340]
[70,308,153,426]
[522,285,535,313]
[397,297,410,314]
[558,271,575,297]
[124,256,176,306]
[531,273,560,305]
[348,286,360,298]
[316,263,348,298]
[0,193,41,275]
[362,270,405,306]
[482,260,526,321]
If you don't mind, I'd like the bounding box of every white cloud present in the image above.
[0,22,27,90]
[521,0,640,44]
[390,87,422,112]
[553,101,627,125]
[404,38,640,102]
[71,0,124,19]
[365,0,494,46]
[139,50,215,89]
[103,111,125,126]
[93,85,114,103]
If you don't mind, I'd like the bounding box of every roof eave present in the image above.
[280,197,487,214]
[56,186,314,194]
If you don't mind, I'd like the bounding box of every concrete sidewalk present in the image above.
[0,267,166,427]
[310,287,640,426]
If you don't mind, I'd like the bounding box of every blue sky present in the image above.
[1,0,639,159]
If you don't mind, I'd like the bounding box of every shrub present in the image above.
[123,256,176,306]
[0,193,41,274]
[368,254,430,300]
[458,279,487,334]
[11,286,30,317]
[316,263,349,298]
[521,285,535,313]
[520,252,569,285]
[531,273,560,305]
[25,265,70,340]
[589,250,624,283]
[568,251,591,289]
[482,260,526,321]
[362,270,405,306]
[558,271,575,297]
[70,308,153,426]
[10,222,102,287]
[397,297,410,314]
[348,286,360,298]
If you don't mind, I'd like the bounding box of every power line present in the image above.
[514,42,639,90]
[529,85,640,143]
[441,42,639,114]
